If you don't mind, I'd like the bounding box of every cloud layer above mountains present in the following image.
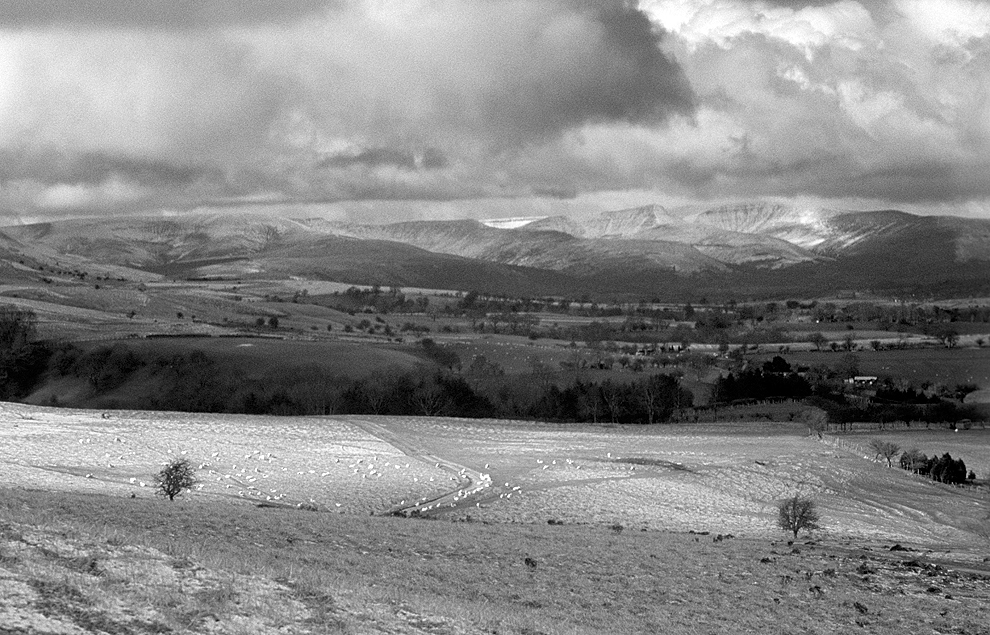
[0,0,988,217]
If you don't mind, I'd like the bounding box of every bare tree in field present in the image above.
[155,458,197,501]
[869,439,901,467]
[777,495,821,539]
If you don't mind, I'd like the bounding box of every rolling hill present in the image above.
[2,202,990,299]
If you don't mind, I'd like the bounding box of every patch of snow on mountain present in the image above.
[480,217,547,229]
[691,202,843,249]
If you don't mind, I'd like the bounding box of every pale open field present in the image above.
[0,403,453,515]
[363,418,990,550]
[3,403,990,634]
[3,403,988,553]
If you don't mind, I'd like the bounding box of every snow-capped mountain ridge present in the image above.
[3,201,990,298]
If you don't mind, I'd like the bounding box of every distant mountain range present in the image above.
[2,203,989,300]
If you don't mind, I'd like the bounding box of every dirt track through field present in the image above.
[347,417,492,515]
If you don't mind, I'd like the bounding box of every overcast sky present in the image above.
[0,0,988,221]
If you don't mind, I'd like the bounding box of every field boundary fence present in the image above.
[824,419,987,434]
[816,434,874,462]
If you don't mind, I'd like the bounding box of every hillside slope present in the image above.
[3,202,990,298]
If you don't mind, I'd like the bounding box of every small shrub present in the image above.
[154,458,197,501]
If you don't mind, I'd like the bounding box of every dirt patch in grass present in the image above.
[610,457,694,470]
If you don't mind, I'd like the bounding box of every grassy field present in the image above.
[0,404,453,514]
[73,337,428,380]
[756,347,990,389]
[2,403,989,633]
[365,418,990,546]
[2,489,990,635]
[3,404,987,545]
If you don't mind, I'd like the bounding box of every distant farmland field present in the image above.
[76,337,428,379]
[758,347,990,389]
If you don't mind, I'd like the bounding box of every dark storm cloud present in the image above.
[840,162,990,203]
[0,151,215,187]
[0,0,698,213]
[11,0,986,215]
[479,0,695,142]
[0,0,333,29]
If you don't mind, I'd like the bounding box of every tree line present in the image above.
[17,338,693,425]
[872,439,975,485]
[900,450,971,485]
[0,307,55,399]
[709,354,982,426]
[711,356,812,403]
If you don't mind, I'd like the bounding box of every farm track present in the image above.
[347,417,492,516]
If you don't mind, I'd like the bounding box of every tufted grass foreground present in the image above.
[1,487,989,635]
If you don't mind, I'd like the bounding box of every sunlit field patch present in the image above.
[0,403,451,514]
